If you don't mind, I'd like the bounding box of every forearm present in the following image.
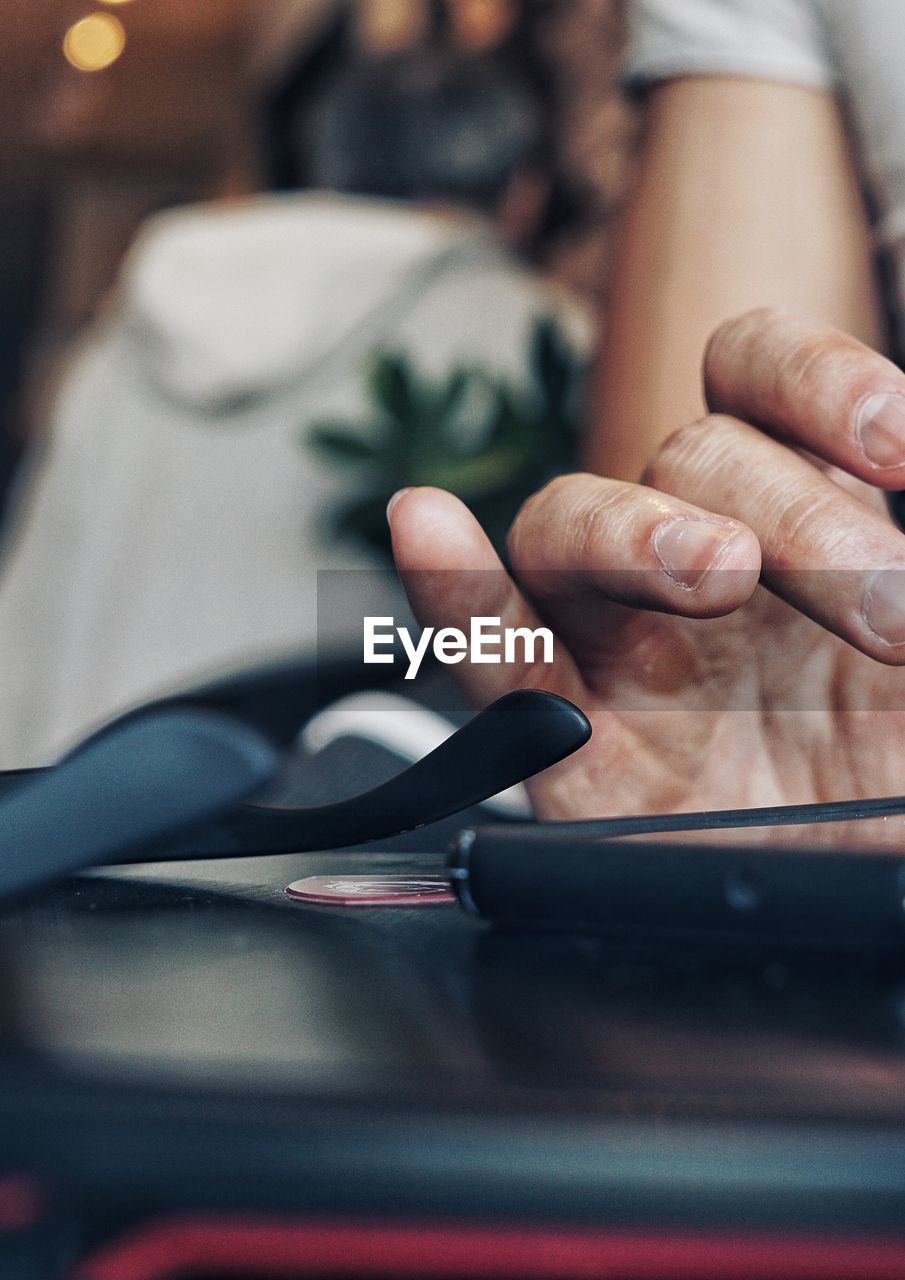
[585,76,883,481]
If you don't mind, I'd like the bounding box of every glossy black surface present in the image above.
[2,842,905,1229]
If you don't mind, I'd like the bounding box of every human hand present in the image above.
[387,308,905,819]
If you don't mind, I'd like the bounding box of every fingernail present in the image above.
[862,568,905,646]
[386,488,412,522]
[653,518,738,589]
[855,392,905,469]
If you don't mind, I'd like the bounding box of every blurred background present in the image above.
[0,0,640,766]
[0,0,633,505]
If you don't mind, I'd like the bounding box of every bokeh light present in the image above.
[62,13,127,72]
[449,0,517,51]
[357,0,427,53]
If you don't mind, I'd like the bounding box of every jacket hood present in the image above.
[118,194,504,413]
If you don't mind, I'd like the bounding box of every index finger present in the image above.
[704,308,905,486]
[388,486,586,708]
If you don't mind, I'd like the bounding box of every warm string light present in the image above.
[357,0,519,53]
[448,0,517,51]
[62,11,126,72]
[357,0,427,53]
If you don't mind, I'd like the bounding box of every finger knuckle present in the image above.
[708,305,786,355]
[773,333,844,406]
[507,473,591,564]
[572,486,642,564]
[704,307,791,393]
[510,473,636,570]
[760,480,841,565]
[643,415,734,492]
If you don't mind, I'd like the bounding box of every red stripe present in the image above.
[0,1175,43,1232]
[76,1217,905,1280]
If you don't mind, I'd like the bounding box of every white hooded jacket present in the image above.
[0,194,591,766]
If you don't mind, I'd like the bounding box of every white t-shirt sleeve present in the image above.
[625,0,836,93]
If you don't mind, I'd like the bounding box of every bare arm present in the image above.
[586,75,883,480]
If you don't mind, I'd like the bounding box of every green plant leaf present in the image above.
[486,384,527,446]
[309,337,584,564]
[369,354,417,423]
[531,317,575,412]
[309,424,380,465]
[330,493,395,557]
[436,368,470,420]
[428,446,528,496]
